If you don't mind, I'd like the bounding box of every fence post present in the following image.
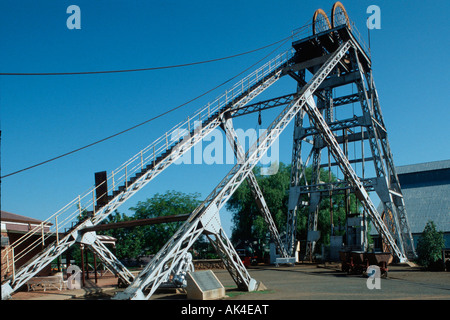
[93,189,96,216]
[41,222,45,247]
[112,170,115,192]
[55,216,59,246]
[78,195,82,217]
[165,132,168,149]
[11,248,16,282]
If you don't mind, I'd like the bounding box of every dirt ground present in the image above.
[8,274,119,300]
[6,263,450,301]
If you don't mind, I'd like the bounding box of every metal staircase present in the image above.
[2,48,293,299]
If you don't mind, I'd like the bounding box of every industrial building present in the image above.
[373,160,450,249]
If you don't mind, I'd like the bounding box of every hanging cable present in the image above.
[0,36,293,76]
[1,33,295,179]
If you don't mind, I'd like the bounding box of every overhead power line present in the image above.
[0,36,292,76]
[1,33,296,179]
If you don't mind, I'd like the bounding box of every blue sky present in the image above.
[1,1,449,238]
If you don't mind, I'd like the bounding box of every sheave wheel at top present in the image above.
[312,8,331,35]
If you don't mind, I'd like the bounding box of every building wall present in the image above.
[371,160,450,253]
[1,231,55,283]
[397,162,450,249]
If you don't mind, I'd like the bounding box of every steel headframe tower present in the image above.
[285,3,416,261]
[1,2,415,301]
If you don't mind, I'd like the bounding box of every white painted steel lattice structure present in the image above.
[2,4,415,300]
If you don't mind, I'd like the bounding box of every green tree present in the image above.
[226,162,361,251]
[416,220,445,269]
[102,211,144,260]
[226,163,291,242]
[101,190,202,260]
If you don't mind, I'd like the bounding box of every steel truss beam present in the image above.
[86,237,135,285]
[297,178,375,194]
[297,115,371,140]
[352,49,415,258]
[229,89,359,121]
[220,113,289,258]
[231,93,296,118]
[304,96,328,258]
[285,35,414,261]
[333,93,360,107]
[364,73,416,258]
[320,156,380,169]
[297,43,407,260]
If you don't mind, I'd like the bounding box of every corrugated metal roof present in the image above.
[1,210,51,225]
[401,183,450,233]
[396,159,450,175]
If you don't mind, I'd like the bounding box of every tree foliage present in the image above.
[226,162,362,251]
[226,163,291,242]
[416,220,445,269]
[100,190,201,260]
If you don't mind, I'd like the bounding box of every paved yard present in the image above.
[7,263,450,300]
[212,264,450,300]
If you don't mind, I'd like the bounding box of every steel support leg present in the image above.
[113,204,256,299]
[220,114,289,258]
[286,110,309,256]
[301,71,407,261]
[305,144,322,258]
[87,238,135,286]
[352,49,408,258]
[368,74,416,259]
[202,206,259,291]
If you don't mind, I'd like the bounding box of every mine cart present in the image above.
[367,252,393,277]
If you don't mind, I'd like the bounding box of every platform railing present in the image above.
[291,14,371,58]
